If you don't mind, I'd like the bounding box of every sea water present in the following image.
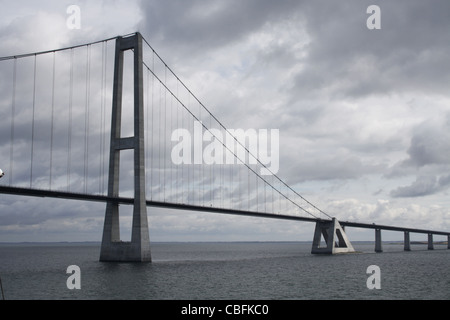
[0,242,448,300]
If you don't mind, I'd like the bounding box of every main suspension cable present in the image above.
[141,35,332,220]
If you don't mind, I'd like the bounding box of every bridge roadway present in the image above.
[1,185,449,237]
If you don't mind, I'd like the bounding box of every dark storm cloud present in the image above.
[290,0,450,100]
[140,0,450,117]
[137,0,450,188]
[139,0,302,54]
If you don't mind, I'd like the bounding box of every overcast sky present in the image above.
[0,0,450,243]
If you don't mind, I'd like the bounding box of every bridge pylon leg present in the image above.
[311,218,355,254]
[100,33,151,262]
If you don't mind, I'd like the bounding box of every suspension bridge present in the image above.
[0,32,448,261]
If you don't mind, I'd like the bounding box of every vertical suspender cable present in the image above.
[99,41,107,194]
[84,45,91,193]
[248,156,251,211]
[150,51,155,200]
[146,66,149,199]
[49,52,56,190]
[158,79,162,201]
[9,58,17,186]
[209,115,212,205]
[158,77,163,200]
[229,139,232,209]
[99,43,104,194]
[67,48,73,191]
[180,82,184,203]
[238,155,241,210]
[144,66,150,199]
[264,175,267,213]
[103,42,109,195]
[163,67,167,201]
[255,165,258,211]
[272,175,275,214]
[169,90,173,202]
[186,93,190,203]
[175,81,179,203]
[30,54,37,188]
[199,101,204,207]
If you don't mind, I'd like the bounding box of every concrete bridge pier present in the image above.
[428,233,434,250]
[311,218,355,254]
[448,235,450,249]
[404,231,411,251]
[375,228,382,253]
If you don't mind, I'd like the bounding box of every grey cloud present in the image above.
[283,153,385,183]
[390,174,450,198]
[438,174,450,188]
[390,175,438,198]
[292,0,450,99]
[405,126,450,168]
[387,117,450,177]
[387,117,450,197]
[139,0,302,55]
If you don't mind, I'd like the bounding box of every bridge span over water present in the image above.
[0,33,448,261]
[1,185,449,257]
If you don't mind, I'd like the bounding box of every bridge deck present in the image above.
[1,185,449,236]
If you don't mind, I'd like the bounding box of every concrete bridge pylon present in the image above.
[99,33,151,262]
